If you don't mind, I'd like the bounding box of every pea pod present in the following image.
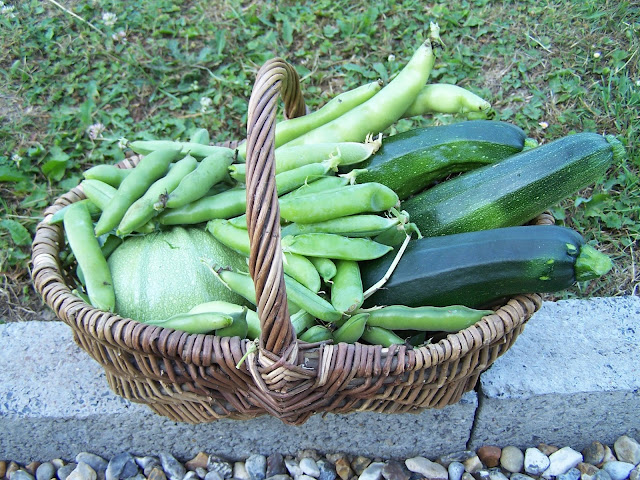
[237,80,383,159]
[309,256,337,283]
[158,187,246,226]
[47,199,100,224]
[361,325,405,347]
[95,147,182,236]
[364,305,493,332]
[401,83,491,118]
[283,40,435,146]
[63,202,115,312]
[129,140,234,159]
[117,154,198,235]
[83,164,131,187]
[189,300,261,340]
[158,150,235,211]
[281,214,400,238]
[331,260,364,314]
[144,311,233,334]
[189,128,211,145]
[282,233,392,261]
[279,183,399,224]
[215,306,249,338]
[299,325,333,343]
[290,310,317,335]
[284,274,342,323]
[80,179,118,211]
[332,313,369,344]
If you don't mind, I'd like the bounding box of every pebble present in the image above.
[300,458,320,478]
[351,458,372,477]
[380,462,408,480]
[26,465,41,476]
[147,467,166,480]
[510,474,536,480]
[135,457,160,476]
[542,447,583,478]
[298,452,322,463]
[477,448,501,469]
[557,467,581,480]
[316,460,337,480]
[471,469,490,480]
[267,454,287,478]
[614,436,640,466]
[186,454,210,472]
[500,447,524,474]
[602,462,636,480]
[75,455,107,480]
[266,476,293,480]
[448,462,465,480]
[0,461,7,479]
[8,463,21,479]
[51,462,65,471]
[58,464,78,480]
[334,458,353,480]
[184,472,199,480]
[438,453,477,469]
[36,463,57,480]
[12,472,36,480]
[405,458,447,480]
[538,445,560,457]
[234,462,250,480]
[245,455,267,480]
[594,471,613,480]
[284,459,303,479]
[488,468,508,480]
[630,467,640,480]
[603,447,619,465]
[524,448,550,476]
[158,453,184,480]
[204,471,223,480]
[358,463,386,480]
[462,457,483,474]
[208,459,233,480]
[461,473,474,480]
[297,476,317,480]
[583,442,607,466]
[578,463,600,478]
[106,454,138,480]
[67,463,97,480]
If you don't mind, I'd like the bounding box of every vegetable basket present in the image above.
[31,58,549,425]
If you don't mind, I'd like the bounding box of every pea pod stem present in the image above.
[363,233,412,300]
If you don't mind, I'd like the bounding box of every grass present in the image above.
[0,0,638,321]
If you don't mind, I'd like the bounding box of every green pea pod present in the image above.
[283,252,322,293]
[117,154,198,235]
[144,311,233,334]
[161,150,235,211]
[215,307,249,338]
[83,164,132,187]
[332,313,369,344]
[284,274,342,323]
[95,147,182,236]
[290,310,317,335]
[279,183,399,224]
[81,179,117,211]
[47,199,100,224]
[361,325,405,347]
[308,256,337,284]
[189,300,261,340]
[401,83,491,118]
[331,260,364,314]
[281,214,400,238]
[282,175,349,199]
[129,140,234,159]
[365,305,494,332]
[158,187,246,226]
[190,128,211,145]
[282,233,392,261]
[274,138,381,173]
[63,202,115,312]
[299,325,333,343]
[75,234,123,284]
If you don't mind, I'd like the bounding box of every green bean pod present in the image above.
[157,187,246,226]
[401,83,491,118]
[282,233,392,261]
[309,256,337,283]
[279,183,399,224]
[144,311,233,334]
[83,164,132,187]
[299,325,333,343]
[283,40,435,146]
[331,260,364,314]
[284,274,342,323]
[237,80,383,159]
[160,150,235,211]
[365,305,493,332]
[117,154,198,236]
[361,325,405,347]
[290,310,317,335]
[128,140,234,159]
[189,300,261,340]
[281,214,400,238]
[95,147,182,236]
[189,128,211,145]
[63,202,115,312]
[47,199,100,224]
[332,313,369,344]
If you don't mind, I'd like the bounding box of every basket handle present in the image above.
[245,58,306,357]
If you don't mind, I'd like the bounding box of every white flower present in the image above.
[538,121,549,129]
[199,96,213,113]
[117,137,128,149]
[636,79,640,87]
[102,12,117,27]
[191,81,200,91]
[387,54,396,63]
[1,3,16,18]
[111,30,127,43]
[593,51,601,59]
[86,123,106,140]
[11,153,22,167]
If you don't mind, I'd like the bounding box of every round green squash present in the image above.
[107,226,251,323]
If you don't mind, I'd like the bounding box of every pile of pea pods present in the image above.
[54,33,497,347]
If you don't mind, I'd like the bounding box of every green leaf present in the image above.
[42,146,70,181]
[0,219,32,246]
[0,165,27,182]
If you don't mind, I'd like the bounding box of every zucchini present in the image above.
[403,132,625,237]
[360,225,613,309]
[347,120,526,200]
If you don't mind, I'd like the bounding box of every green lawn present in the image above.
[1,0,638,321]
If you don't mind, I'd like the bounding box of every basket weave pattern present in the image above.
[31,58,548,425]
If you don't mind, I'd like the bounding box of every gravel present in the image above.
[2,435,640,480]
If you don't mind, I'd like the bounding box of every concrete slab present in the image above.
[0,321,476,463]
[469,296,640,451]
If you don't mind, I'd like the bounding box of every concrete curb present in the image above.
[1,296,639,462]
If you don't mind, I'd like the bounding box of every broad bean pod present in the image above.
[364,305,494,332]
[332,313,369,344]
[144,311,233,334]
[401,83,491,118]
[361,325,405,347]
[47,199,100,224]
[189,128,210,145]
[128,140,234,159]
[158,187,246,226]
[83,164,131,187]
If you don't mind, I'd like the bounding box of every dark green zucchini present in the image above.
[403,132,625,237]
[346,120,526,200]
[360,225,613,309]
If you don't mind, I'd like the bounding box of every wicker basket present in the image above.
[31,58,549,425]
